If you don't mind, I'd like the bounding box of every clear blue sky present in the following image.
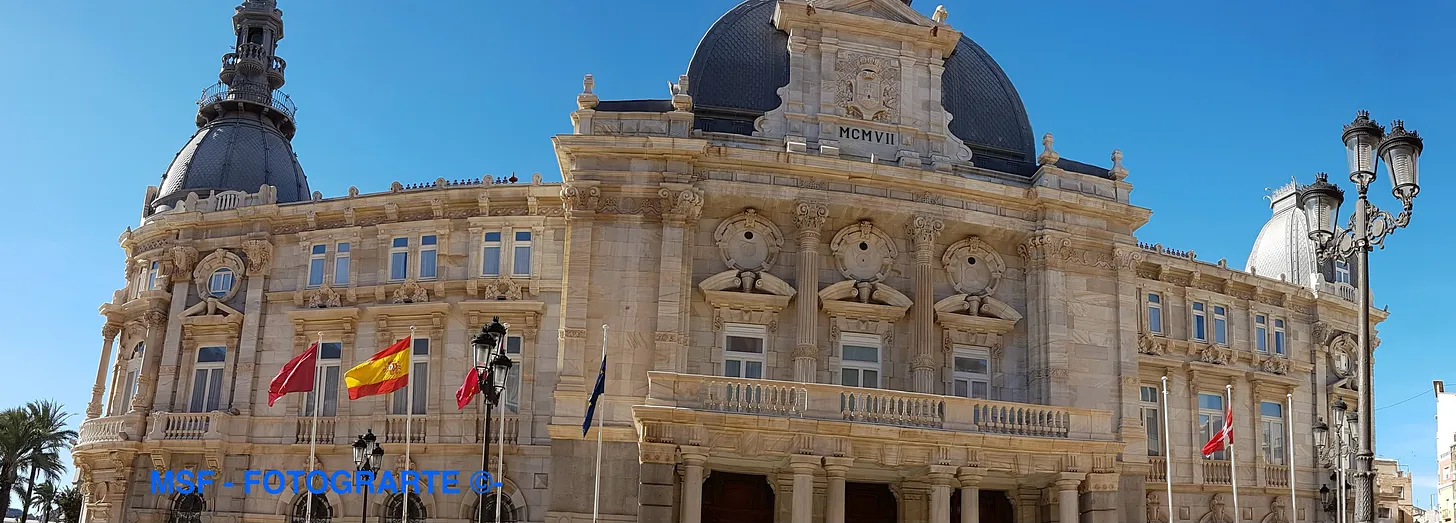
[2,0,1452,508]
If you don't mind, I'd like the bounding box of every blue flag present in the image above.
[583,356,606,436]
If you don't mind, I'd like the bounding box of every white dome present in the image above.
[1245,182,1318,287]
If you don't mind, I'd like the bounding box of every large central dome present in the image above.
[685,0,1037,163]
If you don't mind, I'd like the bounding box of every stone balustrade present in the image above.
[75,411,526,451]
[647,371,1114,440]
[78,417,125,444]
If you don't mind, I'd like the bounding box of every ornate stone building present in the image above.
[71,0,1382,522]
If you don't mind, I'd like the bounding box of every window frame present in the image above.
[950,346,990,399]
[389,237,411,282]
[146,261,160,291]
[118,342,145,415]
[1140,385,1161,457]
[1192,302,1207,342]
[838,332,882,389]
[418,235,438,280]
[1255,314,1268,353]
[1259,400,1285,465]
[390,337,430,415]
[208,268,235,299]
[1273,318,1286,356]
[1335,259,1351,284]
[481,231,503,277]
[1212,304,1228,345]
[503,335,524,414]
[1146,293,1163,335]
[1198,392,1227,461]
[304,342,343,417]
[333,242,351,286]
[307,244,327,288]
[188,346,227,413]
[721,323,767,380]
[512,230,533,276]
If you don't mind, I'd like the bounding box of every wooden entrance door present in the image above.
[702,472,774,523]
[845,483,897,523]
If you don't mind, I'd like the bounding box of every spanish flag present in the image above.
[345,336,412,399]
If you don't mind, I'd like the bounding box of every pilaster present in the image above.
[556,182,599,398]
[792,201,828,383]
[131,310,167,414]
[154,275,189,411]
[654,184,703,373]
[908,215,943,394]
[232,238,272,416]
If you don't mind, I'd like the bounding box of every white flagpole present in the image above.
[402,326,415,523]
[1227,384,1239,523]
[496,326,508,523]
[592,324,608,523]
[1287,393,1296,523]
[304,332,323,523]
[1161,376,1175,522]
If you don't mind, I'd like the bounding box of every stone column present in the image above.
[908,215,944,393]
[153,251,192,411]
[230,239,272,416]
[929,465,957,523]
[792,202,828,383]
[654,186,703,373]
[87,323,122,419]
[130,310,168,413]
[824,457,852,523]
[1014,486,1040,523]
[1080,473,1122,523]
[788,455,820,523]
[1056,473,1085,523]
[638,443,677,523]
[554,183,599,423]
[957,467,986,523]
[680,446,708,523]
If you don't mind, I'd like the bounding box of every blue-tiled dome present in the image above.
[685,0,1037,162]
[153,115,310,210]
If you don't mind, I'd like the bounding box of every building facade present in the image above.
[1374,458,1415,523]
[72,1,1383,523]
[1434,381,1456,522]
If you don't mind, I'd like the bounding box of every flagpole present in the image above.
[402,326,415,523]
[496,326,508,523]
[1161,376,1175,522]
[1287,393,1296,523]
[592,324,607,523]
[1227,384,1239,523]
[304,333,323,523]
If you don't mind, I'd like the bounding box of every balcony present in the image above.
[646,372,1114,440]
[295,417,337,445]
[1148,456,1168,482]
[198,81,296,120]
[384,415,427,444]
[78,416,127,445]
[148,411,231,441]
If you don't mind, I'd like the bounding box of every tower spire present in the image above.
[205,0,294,137]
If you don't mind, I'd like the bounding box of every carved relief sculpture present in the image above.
[305,284,342,308]
[1146,492,1170,523]
[941,236,1005,297]
[1138,332,1168,356]
[715,208,785,275]
[836,52,901,122]
[391,280,430,303]
[1199,493,1235,523]
[829,220,897,283]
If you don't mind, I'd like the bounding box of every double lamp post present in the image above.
[346,317,514,523]
[1299,110,1424,523]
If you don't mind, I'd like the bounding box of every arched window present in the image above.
[209,268,235,298]
[168,493,205,523]
[475,494,521,523]
[290,493,332,523]
[381,493,425,523]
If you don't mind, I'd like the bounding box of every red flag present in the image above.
[456,367,481,410]
[1201,406,1234,456]
[268,342,318,407]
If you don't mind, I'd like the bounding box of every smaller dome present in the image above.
[153,115,309,210]
[1245,184,1317,286]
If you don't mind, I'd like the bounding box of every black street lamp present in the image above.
[1299,110,1423,523]
[471,317,514,523]
[352,430,384,523]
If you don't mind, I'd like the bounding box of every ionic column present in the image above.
[824,456,853,523]
[792,202,828,383]
[87,323,122,419]
[929,465,957,523]
[130,311,167,413]
[680,446,708,523]
[908,215,944,393]
[957,467,986,523]
[1056,473,1085,523]
[788,455,820,523]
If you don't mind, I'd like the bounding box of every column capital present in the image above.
[787,454,821,474]
[928,464,958,486]
[1079,472,1120,493]
[793,201,829,232]
[679,445,709,466]
[102,322,123,340]
[956,466,988,487]
[823,456,854,477]
[1054,472,1086,491]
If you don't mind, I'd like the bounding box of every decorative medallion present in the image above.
[835,52,900,122]
[714,209,784,272]
[829,221,897,282]
[941,237,1005,297]
[193,249,245,301]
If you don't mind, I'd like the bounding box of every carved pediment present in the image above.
[795,0,938,27]
[818,280,911,322]
[180,298,243,322]
[932,294,1019,334]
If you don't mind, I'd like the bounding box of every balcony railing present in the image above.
[295,417,337,445]
[472,414,520,445]
[1265,463,1290,487]
[385,415,426,444]
[1315,280,1361,303]
[1203,460,1232,485]
[1148,457,1167,482]
[78,417,125,444]
[197,81,297,119]
[647,372,1114,440]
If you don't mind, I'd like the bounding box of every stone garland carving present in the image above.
[304,284,342,309]
[1137,332,1168,356]
[390,280,430,304]
[479,276,523,301]
[1258,355,1290,375]
[1197,344,1234,366]
[193,249,246,301]
[715,208,784,272]
[141,310,168,328]
[170,246,199,276]
[241,239,273,277]
[829,220,897,282]
[560,328,587,340]
[1017,236,1139,270]
[941,236,1005,297]
[835,51,901,122]
[793,201,829,232]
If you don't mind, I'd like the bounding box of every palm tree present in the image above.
[0,401,76,521]
[53,487,80,523]
[17,451,64,522]
[30,482,58,523]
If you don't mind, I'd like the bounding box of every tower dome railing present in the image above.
[197,81,296,120]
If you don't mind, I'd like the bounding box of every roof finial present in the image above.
[578,74,599,110]
[932,5,949,23]
[1036,133,1059,166]
[1109,149,1128,180]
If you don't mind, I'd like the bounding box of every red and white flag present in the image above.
[1201,406,1234,456]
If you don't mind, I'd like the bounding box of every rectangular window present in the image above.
[1260,401,1285,464]
[1192,302,1207,341]
[304,342,342,417]
[419,235,438,280]
[1255,314,1268,353]
[1335,260,1352,284]
[951,347,990,399]
[1141,385,1161,457]
[333,242,351,286]
[389,237,410,281]
[1213,305,1228,345]
[512,230,533,276]
[189,346,227,413]
[391,338,430,415]
[120,370,138,415]
[1198,393,1227,460]
[839,334,881,388]
[481,231,502,276]
[146,261,160,291]
[1147,293,1163,334]
[1274,319,1286,356]
[504,336,522,414]
[722,324,766,380]
[307,244,326,288]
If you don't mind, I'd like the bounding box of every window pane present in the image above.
[1147,293,1160,304]
[970,381,987,398]
[308,258,325,286]
[320,342,342,359]
[411,362,428,414]
[482,246,501,275]
[840,368,858,387]
[1256,315,1265,324]
[1194,316,1206,339]
[419,249,437,279]
[745,361,763,379]
[954,380,968,397]
[1261,402,1283,417]
[392,386,408,414]
[1275,332,1286,354]
[1214,318,1227,344]
[1193,302,1204,311]
[726,336,764,354]
[206,369,223,412]
[513,246,532,275]
[954,356,988,374]
[515,231,532,242]
[484,232,501,242]
[197,346,226,363]
[1148,307,1162,333]
[505,366,521,414]
[311,244,326,255]
[121,371,137,413]
[413,338,430,355]
[392,237,408,248]
[421,235,436,246]
[506,336,522,354]
[1198,394,1223,410]
[843,345,878,362]
[1141,386,1158,403]
[390,252,409,280]
[322,366,339,416]
[1214,305,1226,315]
[724,360,741,378]
[1145,409,1160,456]
[337,242,350,253]
[190,370,208,412]
[1257,327,1268,351]
[862,370,878,388]
[333,256,350,285]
